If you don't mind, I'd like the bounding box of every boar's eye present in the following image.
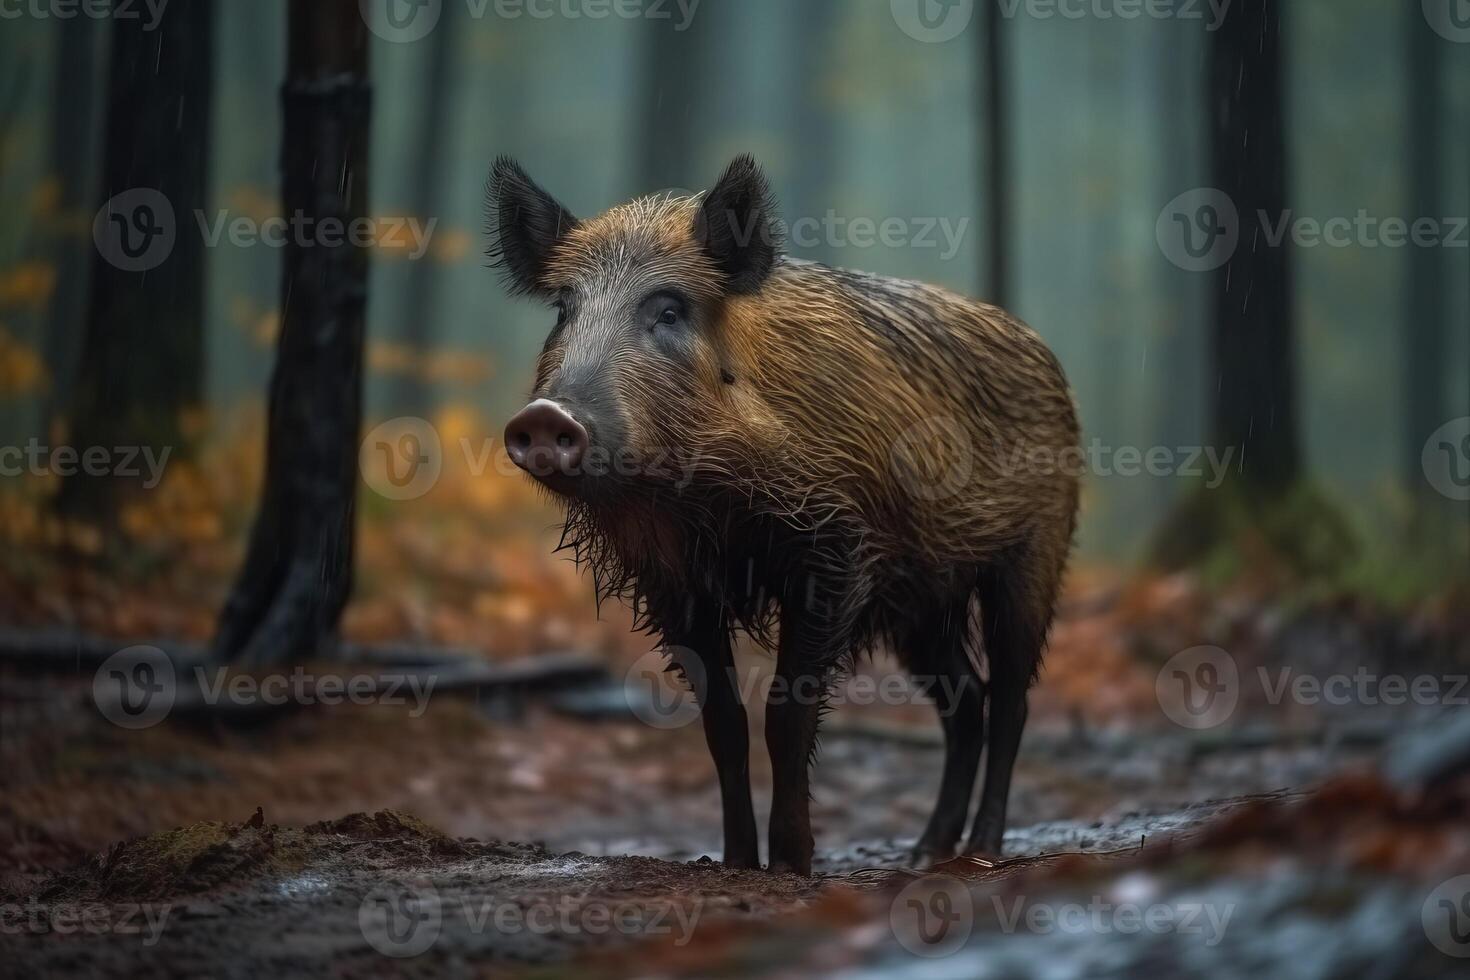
[641,292,687,331]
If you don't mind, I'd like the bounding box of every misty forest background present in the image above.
[0,0,1467,649]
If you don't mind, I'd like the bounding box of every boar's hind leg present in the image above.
[677,613,759,869]
[909,602,986,866]
[966,553,1057,857]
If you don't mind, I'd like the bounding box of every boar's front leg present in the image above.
[766,591,847,876]
[672,611,759,869]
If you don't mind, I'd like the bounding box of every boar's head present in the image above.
[491,155,781,500]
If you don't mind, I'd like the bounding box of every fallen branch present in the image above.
[0,628,480,671]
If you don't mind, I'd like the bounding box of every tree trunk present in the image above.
[1152,23,1203,457]
[1208,0,1297,494]
[983,0,1009,306]
[41,14,103,428]
[212,0,370,666]
[1152,0,1354,576]
[639,11,708,192]
[1403,9,1445,504]
[388,7,455,416]
[57,0,213,521]
[790,0,838,266]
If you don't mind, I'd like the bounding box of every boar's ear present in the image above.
[695,154,781,294]
[485,156,578,297]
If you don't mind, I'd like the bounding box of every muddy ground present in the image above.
[3,579,1469,976]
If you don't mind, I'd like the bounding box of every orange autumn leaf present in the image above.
[0,325,49,395]
[0,262,57,312]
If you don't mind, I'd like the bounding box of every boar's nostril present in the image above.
[504,399,589,483]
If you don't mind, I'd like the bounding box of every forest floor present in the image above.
[4,570,1470,976]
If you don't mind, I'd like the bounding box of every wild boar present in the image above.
[493,155,1079,875]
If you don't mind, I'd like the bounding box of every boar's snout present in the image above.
[504,399,589,486]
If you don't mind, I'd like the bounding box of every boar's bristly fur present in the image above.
[492,154,1080,876]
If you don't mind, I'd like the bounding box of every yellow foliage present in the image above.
[370,215,430,258]
[367,340,493,387]
[32,176,62,217]
[228,296,281,346]
[430,228,474,263]
[0,262,57,312]
[224,185,282,224]
[0,326,49,396]
[250,310,281,346]
[0,398,638,660]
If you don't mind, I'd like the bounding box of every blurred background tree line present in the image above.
[0,0,1465,642]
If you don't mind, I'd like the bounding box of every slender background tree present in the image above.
[1208,0,1296,497]
[983,0,1009,307]
[213,0,370,665]
[388,4,456,417]
[58,0,213,522]
[40,14,102,431]
[1403,6,1446,511]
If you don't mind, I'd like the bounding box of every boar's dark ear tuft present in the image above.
[485,156,578,297]
[695,154,781,294]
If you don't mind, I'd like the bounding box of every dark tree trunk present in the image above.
[983,0,1010,306]
[639,11,709,192]
[1152,2,1354,575]
[388,7,455,416]
[41,15,103,427]
[1208,0,1297,494]
[1152,25,1203,456]
[213,0,370,665]
[790,0,837,265]
[1404,10,1445,503]
[57,0,213,521]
